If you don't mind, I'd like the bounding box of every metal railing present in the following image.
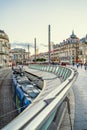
[2,64,78,130]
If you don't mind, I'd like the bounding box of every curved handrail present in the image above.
[2,65,78,130]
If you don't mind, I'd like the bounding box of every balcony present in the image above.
[0,35,9,41]
[0,50,9,55]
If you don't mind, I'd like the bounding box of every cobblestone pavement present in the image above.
[0,68,17,129]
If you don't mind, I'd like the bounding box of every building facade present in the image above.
[11,48,26,65]
[10,48,31,65]
[79,35,87,63]
[0,30,10,67]
[31,31,87,65]
[53,31,80,65]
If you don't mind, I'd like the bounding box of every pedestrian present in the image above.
[84,63,87,70]
[76,63,79,68]
[72,62,74,66]
[12,64,14,70]
[81,63,83,68]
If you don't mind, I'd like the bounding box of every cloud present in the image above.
[11,42,34,49]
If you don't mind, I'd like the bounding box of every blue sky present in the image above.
[0,0,87,54]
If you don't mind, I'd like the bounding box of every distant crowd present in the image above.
[75,62,87,70]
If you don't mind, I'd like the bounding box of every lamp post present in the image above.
[34,38,36,62]
[48,24,51,64]
[28,44,29,62]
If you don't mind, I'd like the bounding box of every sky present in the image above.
[0,0,87,54]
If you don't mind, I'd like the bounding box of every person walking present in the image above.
[84,63,87,70]
[76,63,79,68]
[81,63,83,68]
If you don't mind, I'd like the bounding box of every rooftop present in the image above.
[0,29,9,41]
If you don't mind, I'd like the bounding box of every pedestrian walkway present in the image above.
[73,66,87,130]
[60,65,87,130]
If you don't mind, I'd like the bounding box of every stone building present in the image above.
[32,31,87,65]
[0,30,10,67]
[11,48,26,65]
[53,31,80,65]
[79,35,87,63]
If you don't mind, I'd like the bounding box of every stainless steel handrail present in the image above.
[2,65,78,130]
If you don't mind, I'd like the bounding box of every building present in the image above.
[11,48,26,65]
[53,31,80,65]
[79,35,87,63]
[31,31,87,65]
[0,30,10,67]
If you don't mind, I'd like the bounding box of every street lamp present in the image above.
[28,44,29,62]
[48,24,51,64]
[34,38,36,62]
